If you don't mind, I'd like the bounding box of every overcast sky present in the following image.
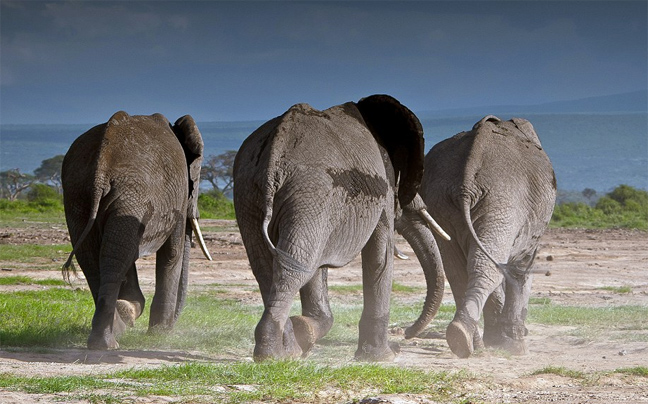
[1,0,646,124]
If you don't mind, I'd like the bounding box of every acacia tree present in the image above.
[34,155,64,193]
[0,169,34,200]
[202,150,237,195]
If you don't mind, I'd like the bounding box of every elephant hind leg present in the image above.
[356,214,397,362]
[116,262,145,327]
[88,216,142,350]
[291,267,334,356]
[254,248,315,362]
[149,220,186,332]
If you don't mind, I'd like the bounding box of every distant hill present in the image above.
[417,90,648,118]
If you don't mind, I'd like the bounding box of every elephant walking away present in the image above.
[233,95,449,362]
[409,115,556,358]
[62,111,212,350]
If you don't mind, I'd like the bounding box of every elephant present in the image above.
[406,115,556,358]
[61,111,212,350]
[233,94,449,362]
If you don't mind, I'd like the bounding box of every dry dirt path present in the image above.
[1,222,647,403]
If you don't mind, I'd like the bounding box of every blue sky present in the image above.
[1,0,646,124]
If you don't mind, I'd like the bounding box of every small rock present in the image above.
[618,350,627,356]
[545,270,552,276]
[546,255,554,261]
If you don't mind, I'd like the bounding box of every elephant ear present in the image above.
[172,115,204,219]
[356,94,424,206]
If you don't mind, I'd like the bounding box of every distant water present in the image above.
[1,113,646,192]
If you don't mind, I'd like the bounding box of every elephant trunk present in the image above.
[396,205,445,339]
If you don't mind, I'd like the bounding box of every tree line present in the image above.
[2,151,646,229]
[0,151,238,201]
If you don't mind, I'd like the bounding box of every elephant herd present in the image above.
[61,94,556,361]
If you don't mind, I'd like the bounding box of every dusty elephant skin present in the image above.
[233,94,446,362]
[61,111,210,350]
[411,115,557,358]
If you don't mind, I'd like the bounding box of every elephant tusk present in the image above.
[394,246,409,260]
[419,209,451,241]
[191,218,213,261]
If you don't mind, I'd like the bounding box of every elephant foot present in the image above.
[495,337,528,355]
[446,313,480,358]
[87,332,119,350]
[290,316,318,356]
[483,323,528,355]
[446,320,473,358]
[253,318,303,362]
[355,341,399,362]
[116,299,142,327]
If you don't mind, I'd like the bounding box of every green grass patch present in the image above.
[392,282,424,293]
[597,285,633,294]
[614,366,648,377]
[0,276,66,286]
[0,288,94,347]
[528,303,648,342]
[119,293,260,354]
[531,366,588,380]
[328,283,424,294]
[0,203,66,227]
[0,361,462,403]
[529,297,552,305]
[0,244,70,270]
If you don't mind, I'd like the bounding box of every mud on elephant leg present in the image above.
[290,267,334,356]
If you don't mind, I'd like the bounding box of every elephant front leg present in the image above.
[356,218,397,362]
[290,267,334,356]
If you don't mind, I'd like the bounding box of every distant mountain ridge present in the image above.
[417,90,648,118]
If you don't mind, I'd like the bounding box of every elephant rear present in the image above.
[234,102,390,269]
[62,111,207,350]
[420,115,557,358]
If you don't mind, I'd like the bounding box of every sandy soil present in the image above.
[1,221,647,403]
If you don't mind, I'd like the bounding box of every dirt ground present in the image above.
[1,220,647,403]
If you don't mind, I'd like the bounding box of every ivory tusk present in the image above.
[419,209,451,241]
[394,246,409,260]
[191,218,213,261]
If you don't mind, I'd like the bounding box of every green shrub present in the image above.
[198,190,236,220]
[551,185,647,230]
[27,183,61,203]
[0,195,63,213]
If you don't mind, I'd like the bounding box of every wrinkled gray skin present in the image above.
[233,95,445,362]
[62,112,205,350]
[411,116,557,358]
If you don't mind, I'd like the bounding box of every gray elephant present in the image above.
[407,115,556,358]
[62,111,212,350]
[233,95,448,361]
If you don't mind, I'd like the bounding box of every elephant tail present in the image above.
[261,208,277,256]
[62,185,104,283]
[460,199,508,274]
